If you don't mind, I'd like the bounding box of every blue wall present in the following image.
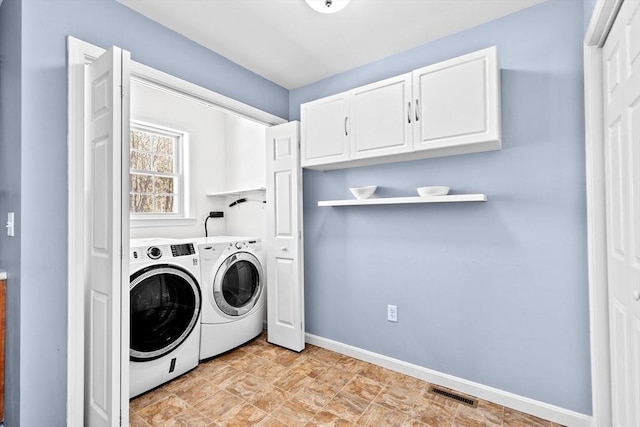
[5,0,288,425]
[291,0,591,415]
[0,0,594,423]
[0,0,23,424]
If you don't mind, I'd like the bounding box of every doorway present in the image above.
[67,36,285,426]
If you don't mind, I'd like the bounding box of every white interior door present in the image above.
[265,122,305,352]
[602,1,640,426]
[84,46,130,427]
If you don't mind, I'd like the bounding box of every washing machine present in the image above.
[129,238,202,398]
[194,236,265,360]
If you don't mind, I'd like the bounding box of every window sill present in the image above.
[130,217,198,228]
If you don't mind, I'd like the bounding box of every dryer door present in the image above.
[213,252,263,317]
[130,264,201,361]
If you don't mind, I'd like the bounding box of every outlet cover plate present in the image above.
[387,304,398,322]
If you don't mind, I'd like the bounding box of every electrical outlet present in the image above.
[387,304,398,322]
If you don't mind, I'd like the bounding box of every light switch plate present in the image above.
[6,212,14,237]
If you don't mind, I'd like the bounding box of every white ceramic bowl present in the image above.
[349,185,377,199]
[417,186,450,197]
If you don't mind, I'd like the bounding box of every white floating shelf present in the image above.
[318,194,487,207]
[206,187,266,197]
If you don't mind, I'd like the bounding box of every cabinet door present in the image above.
[413,46,501,151]
[350,73,413,160]
[301,93,349,168]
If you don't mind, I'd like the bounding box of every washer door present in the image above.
[213,252,263,317]
[130,264,201,362]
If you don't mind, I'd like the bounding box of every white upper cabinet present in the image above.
[301,47,501,170]
[301,92,349,168]
[350,73,413,160]
[413,46,501,152]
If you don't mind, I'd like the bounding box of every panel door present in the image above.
[602,1,640,426]
[350,73,413,160]
[413,46,501,151]
[84,46,131,426]
[266,122,305,352]
[301,93,349,168]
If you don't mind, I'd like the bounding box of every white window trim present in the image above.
[129,120,196,227]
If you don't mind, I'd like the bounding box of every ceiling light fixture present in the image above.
[305,0,351,14]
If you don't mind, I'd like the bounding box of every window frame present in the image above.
[129,120,195,227]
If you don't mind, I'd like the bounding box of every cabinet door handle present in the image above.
[344,116,348,136]
[408,102,412,123]
[415,99,420,121]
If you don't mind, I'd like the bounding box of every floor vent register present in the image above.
[427,385,478,408]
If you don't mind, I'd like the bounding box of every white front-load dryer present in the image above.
[129,238,202,398]
[194,236,265,360]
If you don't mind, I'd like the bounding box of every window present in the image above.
[130,122,189,220]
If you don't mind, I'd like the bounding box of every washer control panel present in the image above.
[130,242,196,261]
[171,243,195,257]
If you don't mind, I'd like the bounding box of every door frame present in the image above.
[583,1,624,426]
[67,36,285,425]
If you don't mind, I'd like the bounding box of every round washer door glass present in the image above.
[130,265,201,361]
[214,252,263,316]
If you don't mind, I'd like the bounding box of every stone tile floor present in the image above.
[130,333,564,426]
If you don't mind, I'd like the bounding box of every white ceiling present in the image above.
[118,0,546,90]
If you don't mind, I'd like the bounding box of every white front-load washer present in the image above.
[194,236,265,360]
[129,238,202,398]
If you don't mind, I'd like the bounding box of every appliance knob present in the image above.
[235,242,242,249]
[633,290,640,302]
[147,246,162,260]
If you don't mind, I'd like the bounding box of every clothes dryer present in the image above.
[194,236,265,359]
[129,238,202,398]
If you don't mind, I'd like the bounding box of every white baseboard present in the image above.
[305,333,592,427]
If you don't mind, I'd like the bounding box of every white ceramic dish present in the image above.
[349,185,377,199]
[417,186,450,197]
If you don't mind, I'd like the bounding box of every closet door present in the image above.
[602,1,640,425]
[85,45,131,427]
[265,122,305,352]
